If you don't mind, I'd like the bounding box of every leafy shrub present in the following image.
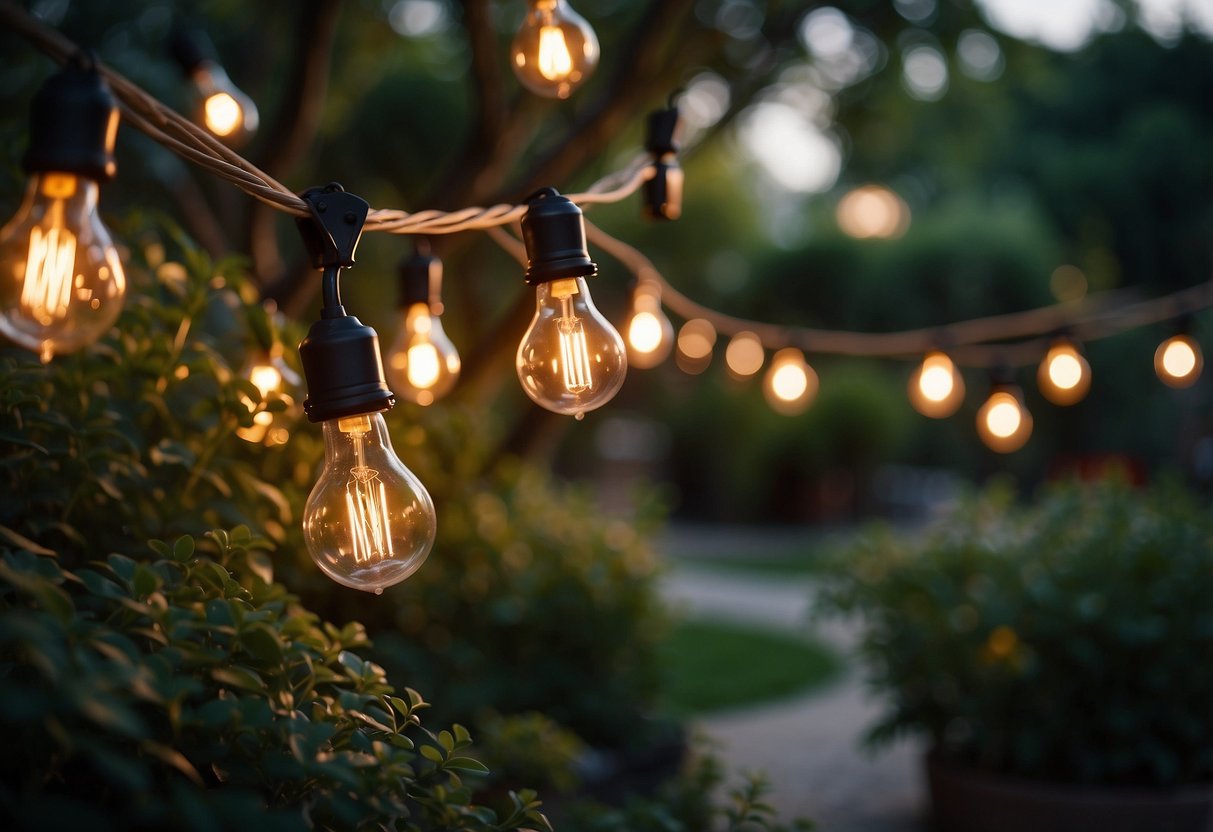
[0,527,549,831]
[815,479,1213,786]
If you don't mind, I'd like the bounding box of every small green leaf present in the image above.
[173,536,195,562]
[419,745,444,763]
[444,757,490,774]
[0,525,55,556]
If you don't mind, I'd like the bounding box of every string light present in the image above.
[511,0,599,99]
[676,318,716,375]
[0,53,125,363]
[236,347,300,445]
[626,284,674,369]
[1155,332,1203,388]
[908,350,965,418]
[977,382,1033,453]
[764,348,818,415]
[1037,337,1091,405]
[642,98,683,221]
[169,29,259,143]
[387,245,461,406]
[516,189,626,420]
[724,331,765,379]
[295,185,435,594]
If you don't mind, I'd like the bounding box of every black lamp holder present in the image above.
[295,184,395,423]
[23,51,119,183]
[521,188,598,286]
[399,242,442,309]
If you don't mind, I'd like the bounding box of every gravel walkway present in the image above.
[658,534,929,831]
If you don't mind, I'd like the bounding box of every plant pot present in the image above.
[926,752,1213,832]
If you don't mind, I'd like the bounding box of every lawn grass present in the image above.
[659,618,842,716]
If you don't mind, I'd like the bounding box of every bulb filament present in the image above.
[552,281,593,393]
[407,342,441,389]
[537,25,573,80]
[21,214,76,326]
[339,415,395,564]
[205,92,243,137]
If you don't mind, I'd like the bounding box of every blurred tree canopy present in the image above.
[1,0,1210,522]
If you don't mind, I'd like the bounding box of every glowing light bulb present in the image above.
[236,350,300,446]
[302,412,435,594]
[517,276,626,419]
[676,318,716,375]
[763,348,818,415]
[908,351,965,418]
[1,60,124,363]
[194,64,258,142]
[388,303,461,406]
[1037,339,1090,405]
[626,289,673,369]
[516,188,625,419]
[725,331,765,379]
[977,387,1033,453]
[511,0,599,99]
[1155,334,1202,388]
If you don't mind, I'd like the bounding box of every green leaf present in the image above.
[173,535,195,562]
[240,625,284,664]
[212,665,264,693]
[419,745,445,763]
[444,757,490,774]
[0,525,56,556]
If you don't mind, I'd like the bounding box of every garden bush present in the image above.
[815,479,1213,787]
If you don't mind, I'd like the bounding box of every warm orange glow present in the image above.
[977,388,1032,453]
[724,331,764,378]
[626,290,672,369]
[908,351,965,418]
[676,318,716,375]
[836,186,910,239]
[537,26,574,80]
[763,348,818,415]
[204,92,243,137]
[1037,340,1090,405]
[1155,334,1202,388]
[248,363,283,397]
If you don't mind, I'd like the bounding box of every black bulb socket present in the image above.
[521,188,597,286]
[299,315,395,423]
[169,28,217,76]
[643,157,683,221]
[644,105,681,155]
[23,55,119,182]
[399,249,442,308]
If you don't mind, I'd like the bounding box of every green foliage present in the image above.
[0,528,550,831]
[815,479,1213,786]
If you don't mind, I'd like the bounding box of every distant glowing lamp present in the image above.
[763,348,818,415]
[977,384,1032,453]
[1155,333,1203,388]
[1037,338,1090,405]
[908,351,965,418]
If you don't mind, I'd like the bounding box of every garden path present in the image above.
[657,527,929,832]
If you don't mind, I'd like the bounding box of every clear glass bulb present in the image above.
[1037,339,1090,405]
[516,276,626,419]
[909,351,965,418]
[511,0,599,99]
[387,302,461,406]
[1155,334,1202,388]
[303,412,435,594]
[0,173,125,363]
[977,388,1033,453]
[625,291,673,369]
[192,62,259,142]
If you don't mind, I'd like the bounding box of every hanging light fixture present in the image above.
[642,96,683,221]
[1155,331,1203,389]
[0,52,126,363]
[675,318,716,375]
[1036,336,1090,405]
[294,184,435,594]
[908,350,965,418]
[977,375,1033,453]
[386,243,461,406]
[516,188,626,419]
[169,28,259,143]
[625,282,674,369]
[763,347,818,415]
[511,0,599,99]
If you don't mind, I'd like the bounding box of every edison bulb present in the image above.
[511,0,599,99]
[0,173,125,362]
[192,63,259,142]
[517,276,626,419]
[1155,334,1202,388]
[909,351,965,418]
[626,291,673,369]
[977,388,1033,453]
[1037,339,1090,405]
[302,412,435,594]
[763,348,818,415]
[387,303,461,406]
